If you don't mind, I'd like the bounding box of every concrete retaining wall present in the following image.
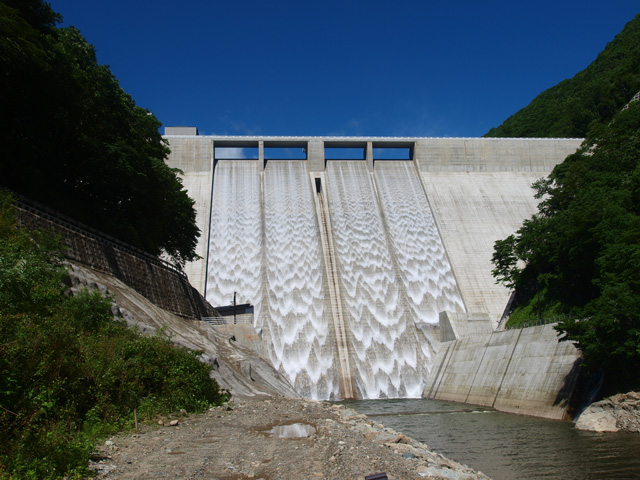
[15,199,217,320]
[210,324,262,353]
[424,324,582,419]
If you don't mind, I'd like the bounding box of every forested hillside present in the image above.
[485,13,640,138]
[492,98,640,394]
[0,0,199,265]
[490,13,640,395]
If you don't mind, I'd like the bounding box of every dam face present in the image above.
[165,134,583,401]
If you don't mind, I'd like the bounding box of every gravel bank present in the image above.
[91,396,490,480]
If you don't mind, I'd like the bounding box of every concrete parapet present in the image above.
[164,135,582,174]
[414,138,582,172]
[425,324,582,420]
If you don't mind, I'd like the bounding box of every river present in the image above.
[341,398,640,480]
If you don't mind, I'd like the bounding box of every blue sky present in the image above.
[53,0,639,137]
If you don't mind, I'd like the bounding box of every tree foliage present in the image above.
[0,192,225,479]
[492,102,640,394]
[0,0,199,265]
[485,13,640,138]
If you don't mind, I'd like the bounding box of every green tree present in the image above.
[0,0,199,265]
[492,102,640,394]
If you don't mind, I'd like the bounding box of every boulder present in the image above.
[575,391,640,432]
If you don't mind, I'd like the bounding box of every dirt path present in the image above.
[90,396,490,480]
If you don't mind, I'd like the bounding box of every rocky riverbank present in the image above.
[575,391,640,433]
[91,396,491,480]
[72,263,490,478]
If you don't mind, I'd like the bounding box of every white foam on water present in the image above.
[206,160,263,322]
[374,161,465,359]
[326,161,428,398]
[262,161,338,399]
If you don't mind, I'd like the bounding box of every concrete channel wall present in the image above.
[424,322,582,420]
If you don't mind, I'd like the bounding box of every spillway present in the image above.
[262,161,338,399]
[205,158,466,400]
[207,160,340,399]
[325,161,463,398]
[374,161,465,329]
[206,160,263,320]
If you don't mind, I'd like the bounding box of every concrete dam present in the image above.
[164,131,583,407]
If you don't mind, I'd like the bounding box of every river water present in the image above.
[341,398,640,480]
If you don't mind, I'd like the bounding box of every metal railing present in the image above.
[202,317,227,325]
[10,190,220,319]
[202,316,254,326]
[504,314,574,330]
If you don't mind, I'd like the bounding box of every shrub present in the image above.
[0,192,227,478]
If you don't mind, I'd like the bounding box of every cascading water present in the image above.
[374,161,465,359]
[207,158,464,401]
[326,161,430,398]
[206,160,263,322]
[262,161,339,399]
